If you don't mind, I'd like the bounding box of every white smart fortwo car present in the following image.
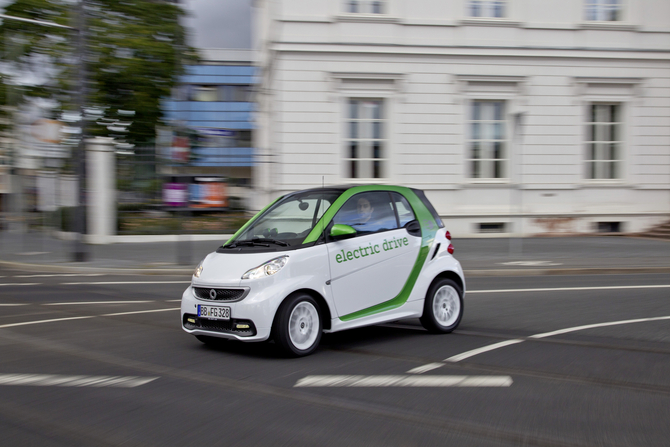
[181,185,465,356]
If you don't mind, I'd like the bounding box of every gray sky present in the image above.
[0,0,252,50]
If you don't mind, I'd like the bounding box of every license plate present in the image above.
[197,304,230,320]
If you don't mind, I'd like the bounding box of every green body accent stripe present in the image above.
[320,186,440,321]
[223,196,282,246]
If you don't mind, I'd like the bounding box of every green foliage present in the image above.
[0,0,197,146]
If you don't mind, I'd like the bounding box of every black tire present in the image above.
[273,293,322,357]
[420,278,463,333]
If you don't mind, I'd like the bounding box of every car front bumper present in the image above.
[180,286,273,342]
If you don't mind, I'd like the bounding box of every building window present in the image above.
[192,86,218,102]
[469,0,506,18]
[586,103,621,179]
[585,0,621,21]
[185,85,252,102]
[468,100,507,179]
[347,0,386,14]
[345,99,386,179]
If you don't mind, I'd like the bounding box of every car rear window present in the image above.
[412,189,444,228]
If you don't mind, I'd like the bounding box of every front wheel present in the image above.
[273,294,322,357]
[420,278,463,333]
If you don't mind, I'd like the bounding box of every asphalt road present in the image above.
[1,268,669,446]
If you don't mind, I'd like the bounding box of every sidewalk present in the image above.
[1,230,670,276]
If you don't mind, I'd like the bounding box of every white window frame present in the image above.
[585,103,622,180]
[467,100,508,180]
[468,0,507,18]
[584,0,622,22]
[456,75,526,184]
[345,99,387,180]
[346,0,388,14]
[574,77,642,185]
[329,72,404,183]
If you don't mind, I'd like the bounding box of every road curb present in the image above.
[3,259,670,277]
[0,260,193,276]
[463,267,670,276]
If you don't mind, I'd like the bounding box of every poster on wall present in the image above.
[163,179,227,209]
[163,183,188,207]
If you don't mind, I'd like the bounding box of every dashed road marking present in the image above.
[407,363,445,374]
[295,375,513,387]
[14,273,104,278]
[0,308,179,329]
[0,283,41,287]
[0,374,158,388]
[61,281,190,285]
[44,301,154,306]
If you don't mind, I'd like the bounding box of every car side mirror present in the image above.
[405,220,422,237]
[330,224,357,240]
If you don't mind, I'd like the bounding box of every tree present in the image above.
[0,0,197,148]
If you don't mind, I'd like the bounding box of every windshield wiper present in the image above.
[258,238,290,247]
[223,237,289,248]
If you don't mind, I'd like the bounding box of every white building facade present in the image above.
[253,0,670,236]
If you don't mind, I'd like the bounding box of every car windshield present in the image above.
[229,190,342,247]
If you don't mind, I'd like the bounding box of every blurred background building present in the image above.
[253,0,670,237]
[159,49,257,209]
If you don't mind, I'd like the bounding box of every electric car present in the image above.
[181,185,465,356]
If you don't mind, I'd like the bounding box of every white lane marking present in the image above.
[441,316,670,364]
[468,284,670,294]
[529,316,670,339]
[0,304,28,307]
[0,316,95,329]
[0,283,41,287]
[61,281,190,285]
[44,301,154,306]
[166,300,182,302]
[14,274,104,278]
[16,252,50,256]
[0,374,158,388]
[0,308,179,329]
[101,308,178,317]
[408,315,670,373]
[445,340,525,363]
[295,375,513,387]
[407,363,445,374]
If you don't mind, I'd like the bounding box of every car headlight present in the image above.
[193,261,204,278]
[242,256,289,280]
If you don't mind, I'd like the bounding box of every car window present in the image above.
[233,191,340,246]
[392,193,416,227]
[333,192,398,235]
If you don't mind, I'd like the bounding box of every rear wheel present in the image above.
[420,278,463,333]
[273,293,322,357]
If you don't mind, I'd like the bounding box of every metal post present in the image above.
[509,112,525,258]
[72,0,88,261]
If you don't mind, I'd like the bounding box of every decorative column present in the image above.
[86,137,116,244]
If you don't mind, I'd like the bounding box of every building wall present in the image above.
[254,0,670,236]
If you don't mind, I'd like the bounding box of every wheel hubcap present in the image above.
[289,301,319,350]
[433,285,460,327]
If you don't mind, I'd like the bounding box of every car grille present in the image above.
[182,314,256,337]
[192,287,249,302]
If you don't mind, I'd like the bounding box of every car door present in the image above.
[326,191,421,319]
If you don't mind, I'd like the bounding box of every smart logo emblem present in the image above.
[335,236,410,264]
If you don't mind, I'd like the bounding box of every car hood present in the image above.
[193,250,289,286]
